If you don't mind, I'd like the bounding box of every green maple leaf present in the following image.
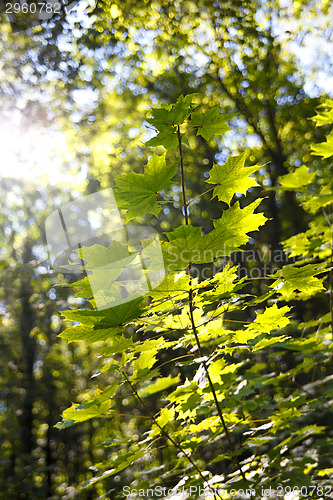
[55,386,117,429]
[170,93,198,124]
[96,299,145,327]
[59,323,123,344]
[146,94,197,128]
[201,200,266,263]
[253,336,286,351]
[79,450,146,489]
[271,264,325,298]
[252,304,291,333]
[60,298,144,344]
[138,375,181,398]
[163,200,267,270]
[82,242,129,267]
[197,263,244,301]
[115,154,177,220]
[311,99,333,126]
[207,358,225,384]
[208,199,267,243]
[155,407,175,429]
[279,165,315,189]
[282,233,312,258]
[145,94,197,150]
[230,304,291,346]
[190,105,232,140]
[62,297,143,328]
[311,129,333,159]
[55,400,111,429]
[99,335,133,355]
[146,105,175,129]
[150,272,191,299]
[303,185,333,213]
[163,225,204,271]
[208,359,242,384]
[214,199,267,233]
[145,128,178,150]
[133,350,158,374]
[206,152,258,204]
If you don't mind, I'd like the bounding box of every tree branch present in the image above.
[177,125,248,484]
[123,371,221,499]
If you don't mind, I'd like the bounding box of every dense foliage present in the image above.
[0,1,333,499]
[55,95,333,498]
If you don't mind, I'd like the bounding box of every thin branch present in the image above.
[156,354,195,371]
[122,372,220,499]
[178,127,189,226]
[187,186,216,206]
[322,207,332,228]
[177,125,248,484]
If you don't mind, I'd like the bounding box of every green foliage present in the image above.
[278,165,315,189]
[163,200,267,271]
[190,105,232,141]
[311,100,333,159]
[55,387,114,429]
[311,130,333,158]
[55,96,333,498]
[271,263,326,299]
[115,153,177,220]
[206,152,258,204]
[2,1,333,497]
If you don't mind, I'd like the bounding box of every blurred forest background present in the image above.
[0,0,332,498]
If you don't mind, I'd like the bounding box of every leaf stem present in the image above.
[177,126,247,484]
[187,186,216,206]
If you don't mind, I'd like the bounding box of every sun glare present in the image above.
[0,121,77,186]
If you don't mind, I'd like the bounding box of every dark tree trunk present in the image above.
[18,240,36,456]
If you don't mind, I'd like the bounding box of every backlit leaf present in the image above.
[80,450,146,489]
[271,264,325,299]
[59,323,122,344]
[191,106,232,140]
[55,386,117,429]
[279,165,315,189]
[146,94,197,128]
[146,128,178,150]
[163,201,266,270]
[311,129,333,159]
[115,154,177,220]
[138,375,181,398]
[151,407,175,435]
[206,152,258,204]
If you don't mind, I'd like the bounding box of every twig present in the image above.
[187,186,216,205]
[122,372,220,500]
[177,126,248,484]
